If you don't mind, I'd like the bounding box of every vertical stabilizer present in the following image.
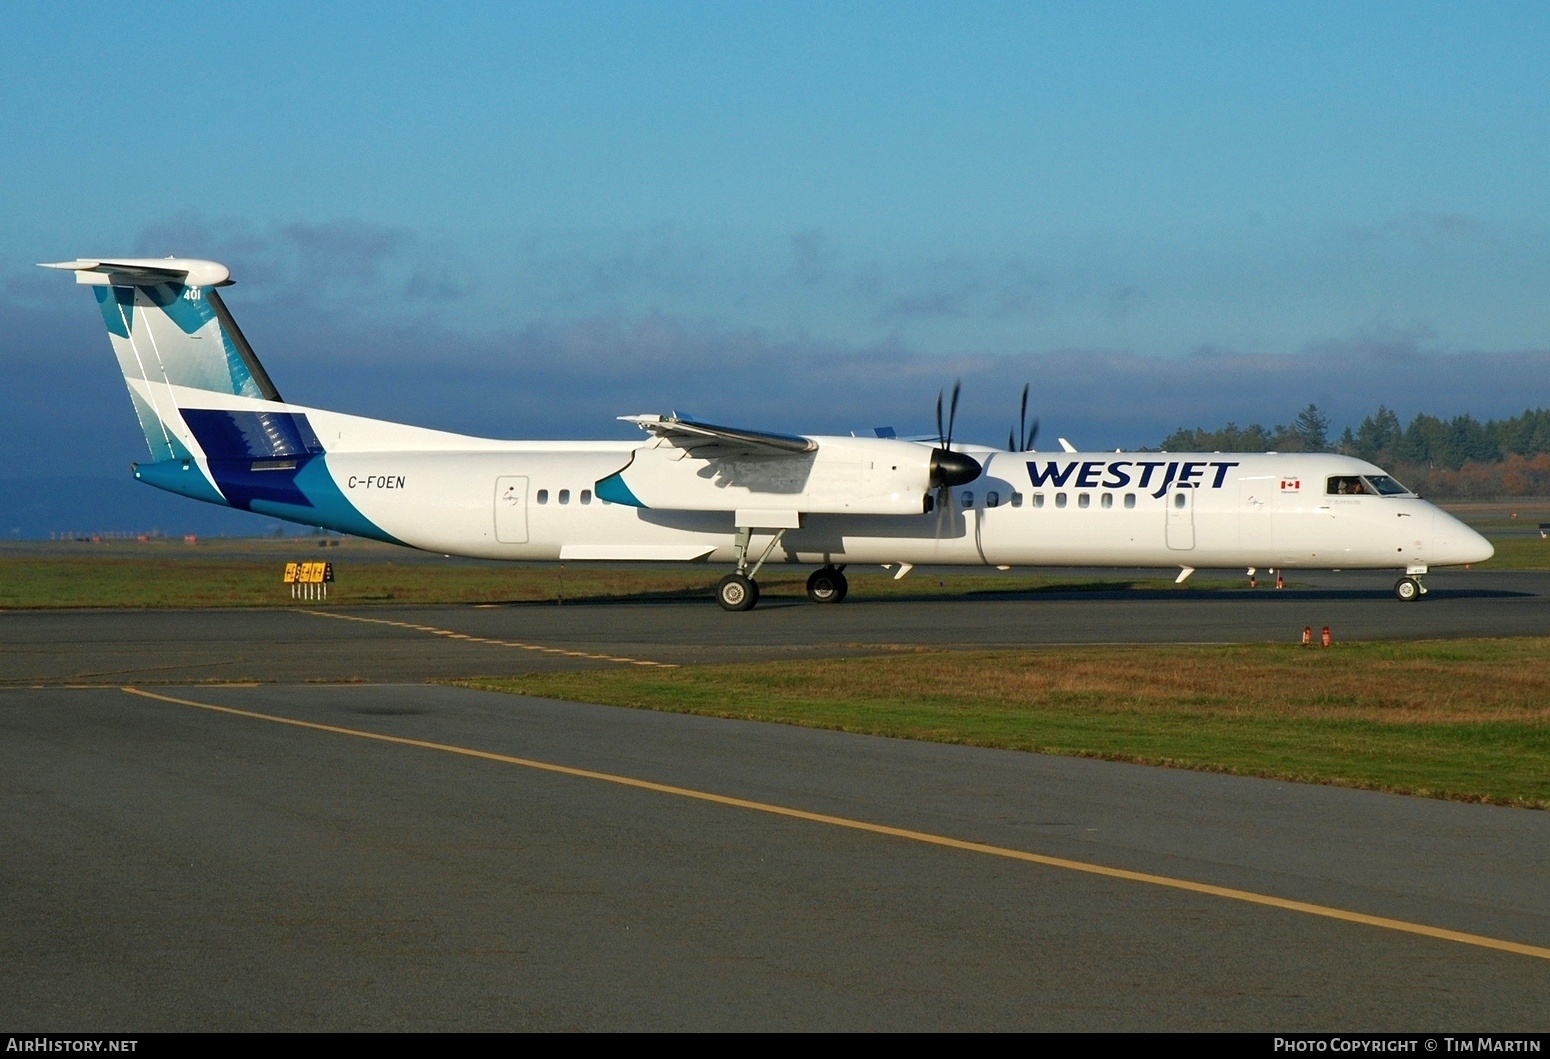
[45,257,403,541]
[39,258,281,462]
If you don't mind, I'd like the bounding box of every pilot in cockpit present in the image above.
[1327,476,1367,495]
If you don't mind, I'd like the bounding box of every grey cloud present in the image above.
[1301,322,1439,363]
[278,220,407,285]
[508,227,696,306]
[873,257,1050,323]
[402,269,469,301]
[228,291,1550,455]
[131,213,289,289]
[129,213,418,297]
[10,262,1550,537]
[119,216,1101,342]
[1343,210,1483,244]
[790,229,829,289]
[1105,285,1146,320]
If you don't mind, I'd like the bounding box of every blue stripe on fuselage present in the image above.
[182,408,325,511]
[182,408,323,460]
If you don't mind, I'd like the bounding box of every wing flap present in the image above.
[620,414,818,457]
[558,544,717,561]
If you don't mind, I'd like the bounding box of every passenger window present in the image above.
[558,489,571,504]
[1173,492,1187,508]
[1124,494,1136,509]
[961,491,974,508]
[1031,493,1043,508]
[1101,493,1113,509]
[1010,492,1024,508]
[580,489,593,505]
[536,489,549,504]
[986,490,999,508]
[1078,493,1090,509]
[1055,493,1068,509]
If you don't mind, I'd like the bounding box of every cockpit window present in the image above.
[1363,475,1412,496]
[1327,474,1412,496]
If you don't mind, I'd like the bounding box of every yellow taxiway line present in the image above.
[122,684,1550,963]
[298,608,675,667]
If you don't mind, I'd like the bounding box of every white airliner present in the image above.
[44,257,1493,609]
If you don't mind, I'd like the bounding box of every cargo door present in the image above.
[1238,475,1274,553]
[1166,484,1196,550]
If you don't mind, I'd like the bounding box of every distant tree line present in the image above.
[1158,405,1550,497]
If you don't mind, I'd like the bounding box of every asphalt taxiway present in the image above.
[1,566,1544,685]
[3,681,1547,1030]
[2,571,1548,1029]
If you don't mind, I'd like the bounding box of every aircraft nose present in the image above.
[1432,509,1494,565]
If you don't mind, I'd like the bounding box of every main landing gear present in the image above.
[715,526,850,611]
[806,565,848,604]
[716,565,850,611]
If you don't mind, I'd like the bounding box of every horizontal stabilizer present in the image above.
[39,258,233,288]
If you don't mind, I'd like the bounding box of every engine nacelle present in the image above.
[596,435,955,516]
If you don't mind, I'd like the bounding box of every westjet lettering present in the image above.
[43,257,1492,611]
[1027,459,1240,495]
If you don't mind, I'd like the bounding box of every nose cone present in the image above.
[1432,509,1494,566]
[930,448,982,488]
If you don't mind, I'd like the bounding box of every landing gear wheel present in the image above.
[717,573,759,612]
[1394,576,1422,602]
[806,566,849,604]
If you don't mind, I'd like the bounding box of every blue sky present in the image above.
[3,2,1549,534]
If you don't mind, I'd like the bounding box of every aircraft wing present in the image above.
[619,414,818,458]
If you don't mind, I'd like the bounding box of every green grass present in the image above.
[1472,536,1550,569]
[1440,500,1550,569]
[458,639,1550,809]
[8,539,1546,806]
[0,495,1541,608]
[0,544,1229,609]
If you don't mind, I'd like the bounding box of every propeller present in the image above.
[1009,383,1040,451]
[927,380,982,536]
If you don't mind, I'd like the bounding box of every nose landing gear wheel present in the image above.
[717,573,759,611]
[1394,576,1422,602]
[806,566,849,604]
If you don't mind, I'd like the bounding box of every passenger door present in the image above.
[494,476,529,544]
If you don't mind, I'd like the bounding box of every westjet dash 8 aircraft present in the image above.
[44,256,1492,610]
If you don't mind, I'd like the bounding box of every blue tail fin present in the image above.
[40,257,283,462]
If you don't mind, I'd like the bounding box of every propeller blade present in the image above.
[1018,383,1029,451]
[946,380,961,450]
[1025,417,1039,451]
[926,378,976,538]
[1008,429,1016,452]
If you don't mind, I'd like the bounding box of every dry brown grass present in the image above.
[466,639,1550,807]
[811,645,1550,724]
